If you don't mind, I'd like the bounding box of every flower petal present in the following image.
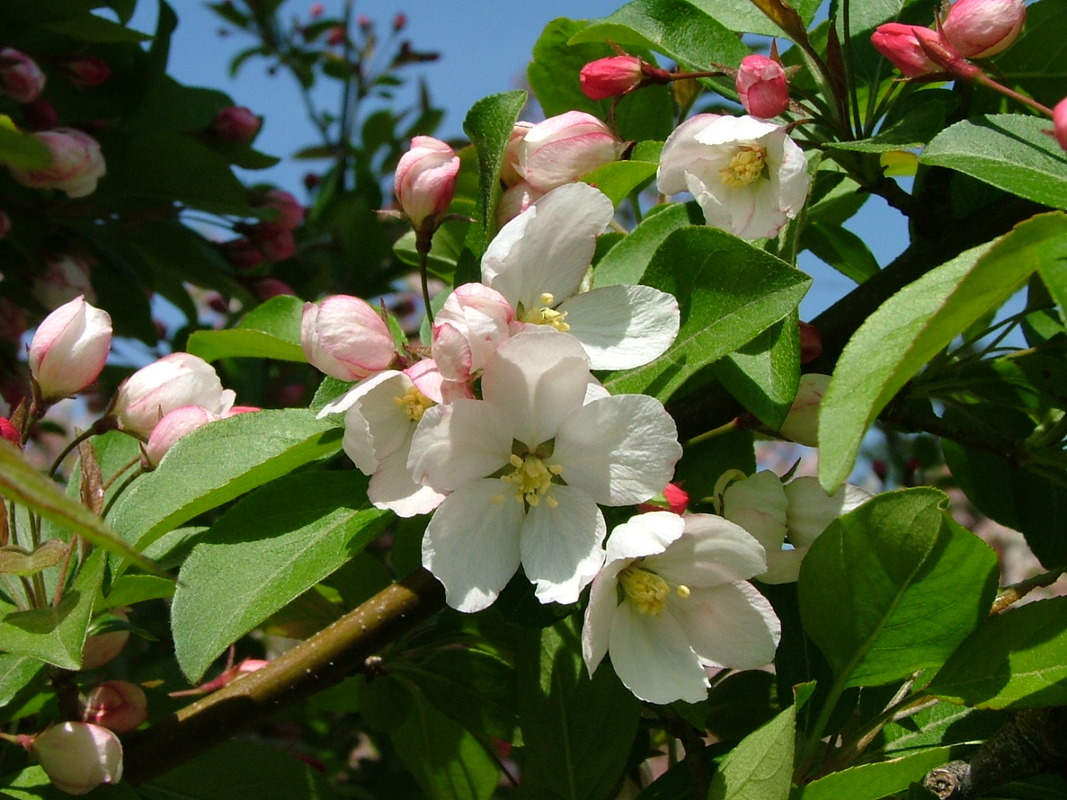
[558,284,679,370]
[722,471,789,555]
[657,113,722,195]
[609,602,710,704]
[582,558,628,675]
[649,514,768,587]
[408,399,514,492]
[520,484,606,606]
[368,433,446,518]
[669,581,780,670]
[784,476,872,548]
[604,511,684,564]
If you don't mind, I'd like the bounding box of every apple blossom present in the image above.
[776,373,830,446]
[9,128,106,198]
[0,48,46,103]
[495,180,543,227]
[870,23,946,78]
[482,182,680,370]
[517,111,624,192]
[207,105,261,143]
[1054,98,1067,152]
[300,294,396,381]
[941,0,1025,59]
[657,114,809,240]
[144,405,221,467]
[82,681,148,733]
[113,353,236,438]
[431,283,518,387]
[28,296,112,401]
[31,722,123,795]
[32,254,95,308]
[583,511,780,704]
[736,54,790,118]
[394,135,460,231]
[409,329,682,612]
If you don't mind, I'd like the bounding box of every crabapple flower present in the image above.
[736,55,790,118]
[114,353,235,438]
[29,296,112,401]
[31,721,123,795]
[394,136,460,230]
[301,295,396,381]
[583,511,780,704]
[870,23,946,78]
[482,183,679,370]
[82,681,148,734]
[144,405,220,467]
[776,373,830,446]
[658,114,809,240]
[496,180,543,227]
[941,0,1025,59]
[0,48,45,103]
[409,329,683,612]
[518,111,624,192]
[431,283,519,386]
[81,610,128,669]
[320,359,447,517]
[9,128,106,198]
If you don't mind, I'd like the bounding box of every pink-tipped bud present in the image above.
[777,373,830,447]
[207,106,261,144]
[9,128,106,198]
[499,121,535,187]
[80,610,129,670]
[248,221,296,261]
[941,0,1025,59]
[638,482,689,515]
[736,54,790,118]
[0,48,46,103]
[30,722,123,795]
[57,55,112,88]
[327,25,346,45]
[798,320,823,364]
[29,296,112,401]
[0,415,19,445]
[257,188,305,230]
[580,55,645,100]
[301,295,396,381]
[114,353,235,438]
[432,284,517,384]
[393,12,407,31]
[23,98,58,130]
[495,180,543,228]
[394,136,460,231]
[33,254,96,308]
[1053,98,1067,153]
[218,237,265,271]
[517,111,624,192]
[310,2,325,18]
[144,405,220,467]
[249,277,294,302]
[870,23,946,78]
[82,681,148,734]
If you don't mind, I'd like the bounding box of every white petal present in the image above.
[368,435,446,518]
[558,285,679,370]
[521,485,606,606]
[609,602,710,704]
[554,394,682,506]
[669,581,780,670]
[692,114,782,147]
[722,471,789,554]
[582,559,628,675]
[657,113,722,195]
[422,480,525,612]
[604,512,684,564]
[649,514,768,587]
[341,406,378,475]
[759,546,806,584]
[358,373,418,461]
[408,400,513,492]
[785,476,873,548]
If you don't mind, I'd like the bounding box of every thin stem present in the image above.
[992,566,1067,614]
[102,455,143,493]
[48,426,98,480]
[683,417,739,448]
[972,71,1054,117]
[418,247,434,326]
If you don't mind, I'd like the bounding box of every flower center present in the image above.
[519,292,570,332]
[393,384,434,422]
[719,145,768,188]
[493,453,563,508]
[618,565,691,616]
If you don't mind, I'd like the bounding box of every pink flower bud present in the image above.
[57,55,112,88]
[310,3,325,18]
[580,56,645,100]
[518,111,623,192]
[31,722,123,795]
[0,48,46,103]
[248,222,296,261]
[207,106,261,144]
[249,277,294,302]
[218,237,265,271]
[327,25,346,45]
[81,609,129,669]
[432,284,517,383]
[393,12,407,31]
[941,0,1025,59]
[33,254,96,308]
[29,296,112,401]
[9,128,106,198]
[394,136,460,230]
[736,54,790,118]
[777,373,830,446]
[1054,98,1067,153]
[0,415,19,445]
[638,482,689,514]
[499,121,535,187]
[144,405,220,467]
[301,295,396,381]
[82,681,148,733]
[798,320,823,364]
[114,353,236,438]
[871,23,946,78]
[257,188,304,230]
[495,181,543,228]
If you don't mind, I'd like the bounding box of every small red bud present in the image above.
[736,54,790,118]
[207,106,261,144]
[1054,98,1067,153]
[798,321,823,364]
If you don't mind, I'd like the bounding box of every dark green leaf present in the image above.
[707,704,795,800]
[0,654,44,708]
[44,11,152,41]
[827,89,958,152]
[996,0,1067,107]
[800,221,881,282]
[712,315,800,429]
[791,746,963,800]
[593,203,698,288]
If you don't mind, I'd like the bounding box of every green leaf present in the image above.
[826,89,958,152]
[791,746,962,800]
[43,10,152,41]
[581,159,659,205]
[707,704,795,800]
[187,295,307,363]
[103,574,177,608]
[818,212,1067,491]
[0,441,159,575]
[799,488,998,689]
[876,700,1005,757]
[0,125,51,168]
[603,227,811,401]
[801,221,881,283]
[927,596,1067,710]
[108,409,342,559]
[689,0,824,37]
[0,765,141,799]
[593,203,698,288]
[0,549,105,670]
[0,540,68,576]
[712,315,800,429]
[0,654,44,708]
[171,472,388,682]
[920,115,1067,210]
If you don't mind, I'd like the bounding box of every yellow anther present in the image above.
[677,585,691,598]
[520,295,571,331]
[393,385,435,422]
[540,292,556,305]
[719,145,767,188]
[497,453,563,508]
[619,567,670,616]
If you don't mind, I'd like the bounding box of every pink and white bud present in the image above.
[56,55,112,88]
[114,353,236,438]
[144,405,220,467]
[776,373,831,447]
[870,23,946,78]
[518,111,624,192]
[0,48,46,104]
[301,295,396,381]
[638,482,689,515]
[33,254,95,308]
[81,609,129,669]
[29,296,112,401]
[31,722,123,795]
[941,0,1025,59]
[82,681,148,734]
[9,128,106,198]
[0,415,19,445]
[431,283,517,383]
[248,222,296,261]
[782,476,872,548]
[500,121,535,187]
[1054,98,1067,153]
[23,98,58,130]
[496,181,544,228]
[736,54,790,118]
[394,136,460,230]
[218,237,265,271]
[207,106,261,144]
[258,188,304,230]
[580,55,645,100]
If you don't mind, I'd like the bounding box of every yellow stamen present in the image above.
[619,567,670,615]
[393,384,435,422]
[719,145,768,188]
[519,292,571,331]
[498,453,563,508]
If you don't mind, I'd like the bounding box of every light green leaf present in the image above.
[0,653,44,708]
[108,409,342,559]
[603,227,811,401]
[927,596,1067,710]
[920,115,1067,210]
[0,125,51,168]
[103,574,177,608]
[171,472,388,683]
[799,488,998,689]
[818,212,1067,491]
[593,203,697,288]
[690,0,823,37]
[707,704,795,800]
[581,159,659,205]
[187,295,306,363]
[792,746,962,800]
[0,540,67,576]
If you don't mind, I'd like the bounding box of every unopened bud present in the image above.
[218,237,265,271]
[31,722,123,795]
[776,373,830,447]
[301,295,396,381]
[580,55,645,100]
[207,106,261,144]
[394,136,460,231]
[114,353,235,438]
[0,415,19,445]
[1054,98,1067,153]
[870,23,946,78]
[736,54,790,118]
[57,55,112,88]
[941,0,1025,59]
[33,255,96,308]
[247,221,296,261]
[82,680,148,733]
[81,609,129,669]
[29,296,113,401]
[638,482,689,515]
[144,405,220,467]
[798,320,822,363]
[518,111,623,192]
[9,128,106,198]
[0,48,46,104]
